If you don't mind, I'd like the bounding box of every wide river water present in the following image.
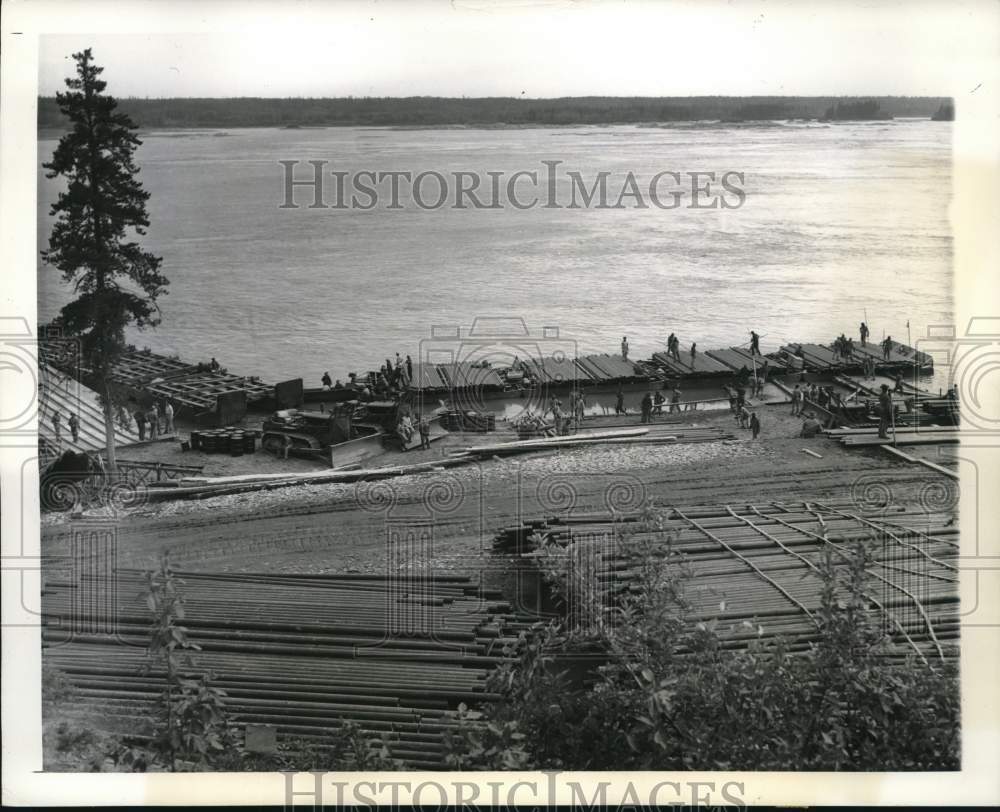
[37,121,952,387]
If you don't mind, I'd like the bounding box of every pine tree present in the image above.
[42,49,168,473]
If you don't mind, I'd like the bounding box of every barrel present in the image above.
[243,433,256,453]
[201,431,217,453]
[190,431,201,451]
[230,432,244,456]
[217,432,230,454]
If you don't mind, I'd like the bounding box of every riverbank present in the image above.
[40,406,940,571]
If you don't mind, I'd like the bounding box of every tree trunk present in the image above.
[102,380,117,477]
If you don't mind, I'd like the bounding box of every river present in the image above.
[37,121,952,387]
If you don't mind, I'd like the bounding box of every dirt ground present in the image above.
[41,402,950,580]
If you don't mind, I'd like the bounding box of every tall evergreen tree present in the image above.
[43,48,168,473]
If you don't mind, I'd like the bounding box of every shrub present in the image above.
[446,510,959,770]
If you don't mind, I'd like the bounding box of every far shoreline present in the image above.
[37,116,947,140]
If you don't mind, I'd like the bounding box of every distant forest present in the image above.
[37,95,951,131]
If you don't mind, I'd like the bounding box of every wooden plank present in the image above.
[881,445,959,480]
[840,434,961,447]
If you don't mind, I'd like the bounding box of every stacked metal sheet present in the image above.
[523,354,582,384]
[706,347,785,373]
[437,362,504,390]
[575,353,640,382]
[652,350,732,376]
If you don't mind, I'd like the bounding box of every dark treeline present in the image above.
[38,95,951,131]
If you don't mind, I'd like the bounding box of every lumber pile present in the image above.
[42,569,527,768]
[826,427,963,448]
[495,500,958,662]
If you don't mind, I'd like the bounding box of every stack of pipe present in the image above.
[42,570,529,768]
[494,500,958,663]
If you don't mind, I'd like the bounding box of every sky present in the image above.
[31,0,994,99]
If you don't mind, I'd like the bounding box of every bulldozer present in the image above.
[260,399,403,459]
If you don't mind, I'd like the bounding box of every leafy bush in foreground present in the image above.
[446,513,959,771]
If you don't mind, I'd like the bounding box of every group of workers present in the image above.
[49,411,80,445]
[51,400,181,449]
[833,333,856,361]
[638,383,683,422]
[130,400,175,441]
[396,410,432,450]
[321,353,415,397]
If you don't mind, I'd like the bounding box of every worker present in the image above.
[548,397,563,430]
[134,408,146,441]
[621,336,629,361]
[736,386,746,411]
[652,390,665,417]
[800,412,822,438]
[791,385,802,415]
[90,452,106,487]
[322,372,332,390]
[146,405,159,440]
[860,322,870,346]
[406,355,414,382]
[671,336,681,362]
[877,384,893,439]
[882,336,892,361]
[690,342,697,362]
[68,412,79,444]
[749,330,760,356]
[738,403,751,429]
[418,415,431,450]
[574,391,586,423]
[398,413,414,444]
[282,434,292,460]
[210,357,220,372]
[893,373,904,393]
[615,387,625,416]
[670,386,682,413]
[749,411,761,439]
[640,392,653,424]
[51,412,61,443]
[164,402,175,435]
